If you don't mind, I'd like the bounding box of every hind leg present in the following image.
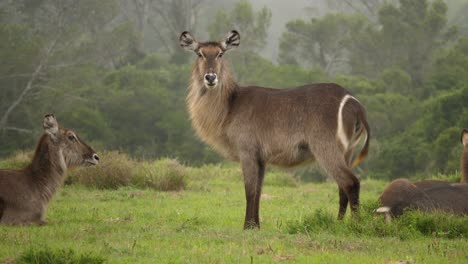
[336,170,360,218]
[314,147,360,218]
[343,147,361,216]
[253,163,265,227]
[338,187,348,220]
[337,150,353,219]
[344,172,360,215]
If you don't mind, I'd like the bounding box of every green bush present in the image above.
[16,247,105,264]
[133,158,186,191]
[67,151,134,189]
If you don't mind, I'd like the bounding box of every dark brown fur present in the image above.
[377,130,468,220]
[378,179,468,219]
[180,31,370,229]
[0,114,99,225]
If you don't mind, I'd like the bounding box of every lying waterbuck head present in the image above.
[42,114,99,167]
[0,114,98,225]
[180,30,239,89]
[180,30,370,229]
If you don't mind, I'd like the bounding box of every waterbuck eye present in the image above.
[68,135,76,141]
[197,53,203,58]
[218,53,223,58]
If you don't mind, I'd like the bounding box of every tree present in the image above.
[350,0,456,88]
[326,0,397,21]
[279,13,369,75]
[428,37,468,93]
[118,0,207,62]
[447,0,468,35]
[281,0,456,89]
[0,0,135,146]
[207,0,271,53]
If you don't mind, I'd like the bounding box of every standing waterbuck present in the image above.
[376,129,468,221]
[180,30,370,229]
[0,114,99,225]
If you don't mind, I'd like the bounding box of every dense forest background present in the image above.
[1,0,468,180]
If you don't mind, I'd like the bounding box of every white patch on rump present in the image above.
[337,94,359,150]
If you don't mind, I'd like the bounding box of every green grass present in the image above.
[1,164,468,263]
[15,247,105,264]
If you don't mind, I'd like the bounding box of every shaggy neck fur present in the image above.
[25,134,67,202]
[186,62,238,146]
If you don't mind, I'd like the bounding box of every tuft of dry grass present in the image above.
[0,150,34,170]
[67,151,135,189]
[133,158,187,191]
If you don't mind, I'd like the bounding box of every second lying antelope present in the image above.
[377,129,468,221]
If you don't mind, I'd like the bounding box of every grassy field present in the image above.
[1,158,468,263]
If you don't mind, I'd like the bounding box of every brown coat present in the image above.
[378,179,468,219]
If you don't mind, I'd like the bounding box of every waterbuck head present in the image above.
[179,30,240,89]
[42,114,99,168]
[461,129,468,147]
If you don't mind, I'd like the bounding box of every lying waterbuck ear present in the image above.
[462,129,468,147]
[179,31,199,51]
[221,30,240,51]
[43,114,59,139]
[375,206,392,223]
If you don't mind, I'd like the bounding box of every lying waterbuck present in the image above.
[0,114,99,225]
[180,30,370,229]
[376,129,468,221]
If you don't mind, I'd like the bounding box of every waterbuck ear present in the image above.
[179,31,199,51]
[43,114,59,138]
[462,129,468,146]
[221,30,240,51]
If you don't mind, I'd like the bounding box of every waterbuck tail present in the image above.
[351,109,370,168]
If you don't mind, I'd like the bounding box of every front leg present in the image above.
[240,154,264,229]
[253,163,265,226]
[33,206,47,225]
